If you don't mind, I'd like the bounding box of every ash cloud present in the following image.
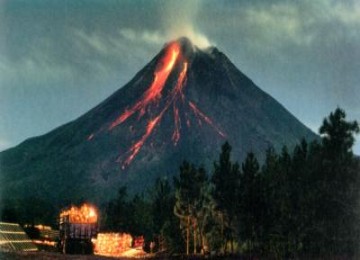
[161,0,211,48]
[120,0,212,48]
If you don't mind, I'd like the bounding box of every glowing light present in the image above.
[93,233,145,257]
[60,204,97,224]
[189,101,226,138]
[94,233,133,257]
[89,207,96,218]
[88,41,226,169]
[119,59,188,168]
[172,105,180,145]
[173,62,188,101]
[122,114,162,168]
[109,42,181,130]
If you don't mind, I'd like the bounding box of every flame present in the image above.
[94,233,133,256]
[60,203,98,224]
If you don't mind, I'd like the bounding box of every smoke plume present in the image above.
[161,0,211,48]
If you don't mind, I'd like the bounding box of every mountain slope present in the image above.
[0,38,317,205]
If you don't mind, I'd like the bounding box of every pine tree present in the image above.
[104,186,130,232]
[127,194,153,239]
[152,178,173,234]
[261,147,290,258]
[317,108,359,254]
[151,177,183,252]
[174,161,207,254]
[239,152,263,254]
[289,139,310,255]
[211,142,240,253]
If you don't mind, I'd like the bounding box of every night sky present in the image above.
[1,0,359,154]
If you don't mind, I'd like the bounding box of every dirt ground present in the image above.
[0,251,144,260]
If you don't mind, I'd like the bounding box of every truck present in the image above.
[57,204,98,254]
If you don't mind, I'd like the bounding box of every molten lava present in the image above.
[188,101,226,138]
[89,41,226,168]
[172,105,180,145]
[122,114,162,168]
[109,43,180,130]
[120,60,189,168]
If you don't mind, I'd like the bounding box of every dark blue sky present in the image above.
[1,0,359,153]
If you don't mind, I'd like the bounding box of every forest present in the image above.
[102,108,360,258]
[1,108,359,258]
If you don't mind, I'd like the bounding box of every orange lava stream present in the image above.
[188,101,226,138]
[122,114,162,168]
[173,62,188,101]
[170,62,188,145]
[172,105,180,145]
[88,42,226,169]
[109,43,180,130]
[121,62,188,168]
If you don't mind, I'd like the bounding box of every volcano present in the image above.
[0,38,317,204]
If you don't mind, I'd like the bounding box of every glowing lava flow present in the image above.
[188,101,226,138]
[109,43,180,130]
[121,61,188,168]
[170,62,188,145]
[122,114,162,167]
[172,105,180,145]
[89,41,226,169]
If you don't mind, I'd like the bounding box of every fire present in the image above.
[88,41,225,168]
[60,203,97,224]
[93,233,133,256]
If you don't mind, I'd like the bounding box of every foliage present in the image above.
[211,142,240,253]
[2,108,359,258]
[173,161,208,254]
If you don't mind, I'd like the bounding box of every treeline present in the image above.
[102,108,360,258]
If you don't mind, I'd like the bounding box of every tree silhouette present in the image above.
[211,142,240,253]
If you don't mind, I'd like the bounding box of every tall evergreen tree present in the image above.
[127,194,153,239]
[174,161,207,254]
[152,178,173,235]
[151,177,182,252]
[317,108,359,254]
[103,186,130,232]
[261,147,292,257]
[288,139,310,255]
[211,142,240,253]
[238,152,263,254]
